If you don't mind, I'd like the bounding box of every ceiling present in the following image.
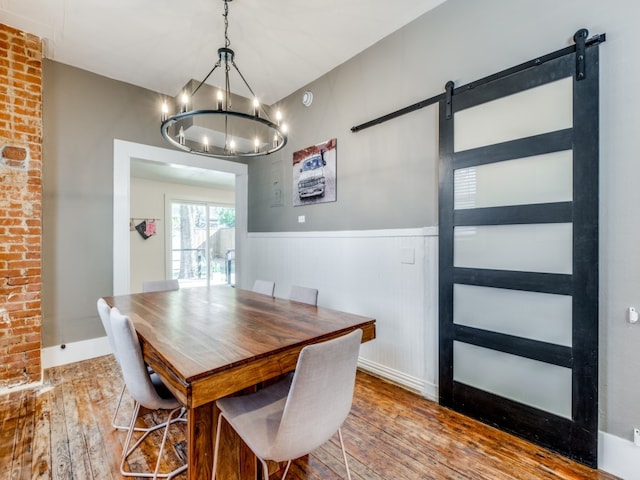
[130,157,236,190]
[2,0,445,188]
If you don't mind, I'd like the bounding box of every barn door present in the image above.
[438,31,602,466]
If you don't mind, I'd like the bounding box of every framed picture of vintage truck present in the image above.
[292,138,337,206]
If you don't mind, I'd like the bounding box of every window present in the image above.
[169,201,235,287]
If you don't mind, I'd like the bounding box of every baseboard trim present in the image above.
[0,380,42,396]
[599,430,640,479]
[41,336,112,369]
[358,357,438,401]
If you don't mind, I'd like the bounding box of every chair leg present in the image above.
[111,383,127,430]
[280,460,292,480]
[338,428,352,480]
[258,457,270,480]
[212,412,224,480]
[120,403,187,479]
[152,407,185,479]
[112,383,165,433]
[120,400,142,474]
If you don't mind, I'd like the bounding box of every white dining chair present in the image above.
[97,298,130,431]
[98,298,160,433]
[142,279,180,293]
[212,329,363,480]
[288,285,318,306]
[252,279,275,297]
[110,307,187,479]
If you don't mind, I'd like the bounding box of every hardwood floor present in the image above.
[0,354,619,479]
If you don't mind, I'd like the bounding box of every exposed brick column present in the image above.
[0,23,43,387]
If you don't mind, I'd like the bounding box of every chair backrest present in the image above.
[97,298,119,362]
[142,279,180,293]
[288,285,318,306]
[252,279,275,297]
[109,307,173,410]
[268,329,362,461]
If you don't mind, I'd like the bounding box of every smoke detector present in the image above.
[302,91,313,107]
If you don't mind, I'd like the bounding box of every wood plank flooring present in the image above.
[0,354,619,479]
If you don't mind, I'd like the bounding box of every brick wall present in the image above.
[0,23,43,388]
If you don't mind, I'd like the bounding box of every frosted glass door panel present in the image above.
[454,341,572,418]
[454,223,572,274]
[454,78,573,152]
[454,284,572,346]
[454,150,573,209]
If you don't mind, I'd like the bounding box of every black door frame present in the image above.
[438,31,602,467]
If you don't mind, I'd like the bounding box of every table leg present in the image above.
[188,403,214,480]
[189,402,258,480]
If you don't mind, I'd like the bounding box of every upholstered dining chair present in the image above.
[98,298,159,433]
[110,307,187,479]
[288,285,318,306]
[97,298,132,431]
[141,279,180,293]
[252,279,275,297]
[212,329,363,480]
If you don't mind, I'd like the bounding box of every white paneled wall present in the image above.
[244,228,438,399]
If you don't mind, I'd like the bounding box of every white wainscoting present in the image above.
[244,227,439,399]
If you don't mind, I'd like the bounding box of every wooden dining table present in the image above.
[103,285,376,480]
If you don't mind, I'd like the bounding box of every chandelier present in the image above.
[160,0,288,158]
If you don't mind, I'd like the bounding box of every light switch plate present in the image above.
[400,247,415,264]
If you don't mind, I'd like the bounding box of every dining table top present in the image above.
[103,285,377,408]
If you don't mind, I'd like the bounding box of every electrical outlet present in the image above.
[634,428,640,447]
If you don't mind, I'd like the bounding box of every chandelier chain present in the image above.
[223,0,231,144]
[223,0,230,49]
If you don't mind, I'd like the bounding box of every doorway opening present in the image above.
[113,139,248,296]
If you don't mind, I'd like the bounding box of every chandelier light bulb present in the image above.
[230,139,236,152]
[178,126,186,145]
[203,136,209,152]
[217,90,224,110]
[161,102,169,121]
[253,98,260,117]
[281,123,288,133]
[254,137,260,152]
[181,93,189,113]
[276,110,282,125]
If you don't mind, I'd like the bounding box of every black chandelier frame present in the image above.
[160,0,288,159]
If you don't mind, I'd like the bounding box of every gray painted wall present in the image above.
[246,0,640,441]
[40,0,640,442]
[42,60,167,347]
[247,38,440,232]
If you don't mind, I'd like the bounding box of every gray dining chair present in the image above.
[98,298,151,431]
[252,279,275,297]
[212,329,363,480]
[288,285,318,306]
[142,279,180,293]
[98,298,159,433]
[110,307,187,479]
[97,298,130,430]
